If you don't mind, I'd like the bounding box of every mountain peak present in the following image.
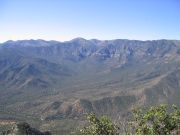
[71,37,87,41]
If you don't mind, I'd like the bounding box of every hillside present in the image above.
[0,38,180,134]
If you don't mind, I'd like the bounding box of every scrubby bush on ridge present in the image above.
[73,105,180,135]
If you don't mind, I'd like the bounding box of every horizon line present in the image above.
[1,37,180,44]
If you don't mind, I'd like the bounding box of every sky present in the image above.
[0,0,180,42]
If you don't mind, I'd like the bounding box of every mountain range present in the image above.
[0,38,180,134]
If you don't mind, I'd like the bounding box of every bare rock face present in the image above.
[2,122,51,135]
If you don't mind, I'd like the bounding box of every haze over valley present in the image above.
[0,38,180,134]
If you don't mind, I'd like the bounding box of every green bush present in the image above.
[130,105,180,135]
[74,113,119,135]
[74,105,180,135]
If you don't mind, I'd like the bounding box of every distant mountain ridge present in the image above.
[0,38,180,134]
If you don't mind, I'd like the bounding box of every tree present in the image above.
[129,105,180,135]
[74,105,180,135]
[74,113,119,135]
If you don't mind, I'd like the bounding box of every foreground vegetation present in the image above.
[1,105,179,135]
[73,105,180,135]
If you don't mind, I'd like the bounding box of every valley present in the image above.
[0,38,180,134]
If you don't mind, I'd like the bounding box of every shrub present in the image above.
[75,105,180,135]
[129,105,180,135]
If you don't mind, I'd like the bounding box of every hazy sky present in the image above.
[0,0,180,42]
